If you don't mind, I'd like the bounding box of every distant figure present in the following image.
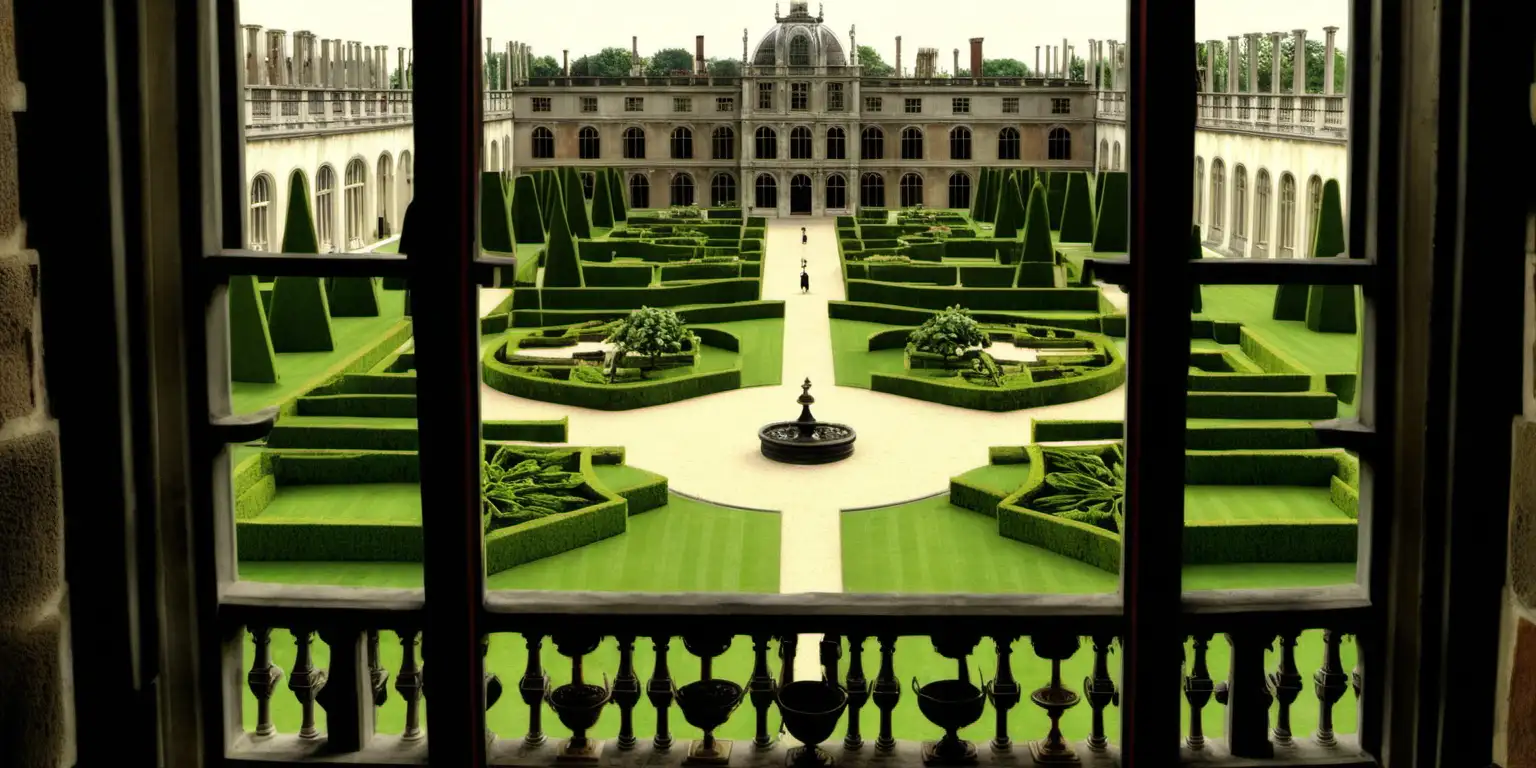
[800,257,807,269]
[801,227,808,245]
[800,270,810,293]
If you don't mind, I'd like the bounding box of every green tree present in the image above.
[485,54,503,88]
[571,47,633,77]
[958,58,1031,78]
[857,45,894,76]
[389,65,413,89]
[530,55,562,77]
[1069,54,1086,81]
[646,48,695,76]
[1196,38,1347,94]
[606,306,689,377]
[909,306,990,363]
[707,58,741,77]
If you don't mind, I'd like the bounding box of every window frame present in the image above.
[864,95,882,112]
[629,173,651,208]
[899,126,924,160]
[530,96,551,112]
[998,127,1021,160]
[670,126,694,159]
[825,173,848,210]
[669,172,695,207]
[826,126,847,160]
[947,171,972,209]
[578,125,601,159]
[827,82,845,112]
[623,126,646,159]
[1002,96,1020,114]
[1051,96,1071,114]
[580,96,598,113]
[531,125,555,159]
[710,172,738,207]
[712,126,736,160]
[951,96,970,114]
[624,96,644,112]
[859,171,886,208]
[789,125,813,160]
[757,82,774,110]
[1047,126,1071,161]
[949,126,972,160]
[860,126,884,159]
[247,173,272,251]
[716,96,735,112]
[898,172,924,207]
[754,126,778,160]
[903,97,922,114]
[673,96,693,113]
[790,82,809,111]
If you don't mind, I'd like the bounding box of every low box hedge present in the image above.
[1325,373,1358,405]
[485,496,628,572]
[998,504,1121,573]
[1030,420,1125,443]
[948,475,1009,516]
[691,326,741,352]
[867,263,957,285]
[517,279,760,311]
[484,347,743,410]
[988,446,1032,464]
[582,263,655,287]
[1186,391,1338,420]
[945,239,1023,263]
[871,349,1124,412]
[510,300,784,328]
[269,450,420,485]
[740,239,763,253]
[1186,372,1314,392]
[331,373,417,395]
[660,263,742,282]
[747,216,767,227]
[236,474,276,520]
[845,281,1103,312]
[708,207,743,219]
[483,418,569,443]
[959,266,1018,287]
[827,300,1110,332]
[1014,262,1056,288]
[1183,519,1357,564]
[865,327,915,351]
[296,394,417,418]
[266,424,421,451]
[239,519,424,562]
[579,239,699,263]
[1240,328,1309,374]
[835,215,856,228]
[1183,450,1344,486]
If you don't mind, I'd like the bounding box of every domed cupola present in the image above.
[751,2,848,68]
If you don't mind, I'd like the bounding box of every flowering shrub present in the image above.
[908,305,990,362]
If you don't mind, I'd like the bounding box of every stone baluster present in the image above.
[1313,630,1349,745]
[1027,633,1081,763]
[1350,636,1364,734]
[779,634,799,687]
[483,636,504,742]
[288,628,328,740]
[821,633,843,683]
[1218,631,1275,758]
[315,627,374,751]
[987,635,1021,753]
[1184,634,1215,750]
[1084,634,1118,752]
[614,635,642,750]
[648,636,676,750]
[396,630,424,741]
[844,635,870,750]
[871,636,900,751]
[368,630,389,706]
[246,626,284,739]
[748,635,776,749]
[518,634,549,747]
[1268,630,1304,745]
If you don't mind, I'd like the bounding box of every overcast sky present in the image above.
[241,0,1350,69]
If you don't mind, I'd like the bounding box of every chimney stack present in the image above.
[953,48,959,76]
[895,36,902,77]
[563,49,569,76]
[969,37,983,80]
[696,35,706,74]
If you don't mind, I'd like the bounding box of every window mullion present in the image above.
[1120,0,1194,764]
[410,0,488,765]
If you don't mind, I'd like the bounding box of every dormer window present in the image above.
[789,34,812,66]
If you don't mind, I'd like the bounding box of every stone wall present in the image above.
[0,0,71,765]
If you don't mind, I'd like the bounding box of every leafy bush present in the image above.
[909,305,991,362]
[481,446,603,533]
[606,306,690,376]
[1034,445,1126,533]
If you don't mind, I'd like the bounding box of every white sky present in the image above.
[240,0,1350,69]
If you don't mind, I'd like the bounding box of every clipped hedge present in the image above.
[871,344,1125,412]
[297,393,416,418]
[483,344,743,410]
[512,174,546,244]
[1030,420,1125,443]
[828,300,1110,332]
[511,299,784,328]
[485,496,627,572]
[518,279,760,311]
[949,475,1011,516]
[709,208,744,220]
[268,277,336,352]
[845,281,1102,311]
[582,263,655,287]
[660,262,743,282]
[868,263,957,285]
[230,274,279,383]
[1186,372,1313,392]
[999,504,1121,573]
[1183,520,1357,564]
[1184,449,1344,486]
[1092,172,1129,252]
[238,519,424,562]
[945,238,1023,263]
[1186,391,1338,420]
[269,450,420,485]
[959,266,1018,287]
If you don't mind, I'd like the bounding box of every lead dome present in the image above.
[751,2,848,67]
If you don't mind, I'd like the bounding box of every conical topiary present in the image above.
[1058,172,1094,243]
[1190,225,1205,313]
[591,170,615,229]
[481,171,516,252]
[269,173,337,350]
[538,171,559,229]
[994,172,1027,239]
[1304,179,1356,333]
[609,167,628,222]
[229,274,280,383]
[563,167,592,239]
[1015,182,1056,287]
[989,167,1008,223]
[1095,172,1108,217]
[512,174,545,244]
[542,191,584,288]
[1091,172,1129,253]
[970,167,987,220]
[1045,170,1068,230]
[397,202,419,316]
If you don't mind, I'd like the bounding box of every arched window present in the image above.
[860,127,884,160]
[670,174,695,207]
[578,126,600,159]
[1307,175,1324,255]
[316,165,336,252]
[490,140,500,170]
[376,154,393,235]
[530,128,554,159]
[1047,127,1071,160]
[1194,157,1205,226]
[899,173,924,208]
[1233,164,1249,240]
[950,127,972,160]
[670,127,694,159]
[1099,139,1110,170]
[712,127,735,160]
[998,127,1021,160]
[623,127,646,159]
[860,173,886,208]
[503,134,512,176]
[629,174,651,209]
[1210,159,1226,232]
[397,151,413,207]
[826,174,848,210]
[900,127,924,160]
[1254,169,1272,254]
[755,127,778,159]
[711,173,738,207]
[789,35,812,66]
[755,174,778,209]
[1112,141,1121,170]
[948,173,972,210]
[248,174,272,251]
[790,126,813,159]
[1278,173,1298,257]
[826,127,846,160]
[581,172,595,199]
[344,159,367,249]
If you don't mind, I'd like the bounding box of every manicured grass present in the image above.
[691,318,784,387]
[954,463,1035,496]
[1201,285,1359,376]
[278,415,418,428]
[232,289,409,414]
[371,240,399,254]
[255,483,421,523]
[591,462,662,493]
[1186,485,1351,522]
[830,319,907,388]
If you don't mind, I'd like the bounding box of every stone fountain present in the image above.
[759,379,857,465]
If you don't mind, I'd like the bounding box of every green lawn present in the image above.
[497,317,784,390]
[591,462,662,493]
[1186,485,1352,522]
[953,463,1035,496]
[1200,285,1359,377]
[830,319,908,388]
[255,483,421,523]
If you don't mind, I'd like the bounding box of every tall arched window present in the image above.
[1278,173,1298,257]
[490,140,500,169]
[503,134,512,176]
[711,173,737,207]
[376,154,393,235]
[670,174,695,207]
[1233,164,1249,241]
[1194,157,1205,226]
[860,173,886,208]
[530,128,554,159]
[397,151,413,208]
[826,127,846,160]
[316,165,336,252]
[670,127,694,159]
[948,172,972,210]
[789,35,812,66]
[629,174,651,208]
[344,158,367,249]
[950,127,972,160]
[826,174,848,210]
[998,127,1021,160]
[899,173,924,208]
[1307,175,1324,255]
[623,127,646,159]
[755,127,778,159]
[861,127,884,159]
[579,126,601,159]
[1210,159,1226,232]
[900,127,924,160]
[790,126,813,159]
[1112,141,1121,170]
[1048,127,1071,160]
[713,127,735,160]
[1254,169,1272,255]
[755,174,778,209]
[1099,139,1110,170]
[248,174,272,251]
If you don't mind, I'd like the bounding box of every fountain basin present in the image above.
[759,422,857,465]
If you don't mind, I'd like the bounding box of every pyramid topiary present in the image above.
[563,167,592,239]
[539,171,559,230]
[1045,171,1068,230]
[229,274,279,383]
[269,173,337,350]
[1091,172,1129,253]
[542,191,584,288]
[970,167,988,220]
[481,171,516,252]
[511,174,545,244]
[1015,182,1057,287]
[591,170,615,229]
[1304,179,1356,333]
[989,168,1008,223]
[994,172,1027,239]
[397,202,419,316]
[609,167,628,222]
[1058,172,1094,243]
[1095,172,1108,217]
[1190,225,1205,313]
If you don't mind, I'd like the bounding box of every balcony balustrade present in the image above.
[243,86,518,135]
[1097,90,1348,142]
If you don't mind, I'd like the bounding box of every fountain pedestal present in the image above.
[759,379,857,465]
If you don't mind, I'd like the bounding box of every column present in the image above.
[1035,46,1041,77]
[1107,41,1117,91]
[1246,33,1258,94]
[1204,39,1216,92]
[1226,36,1239,94]
[485,37,494,89]
[1088,38,1097,87]
[1322,26,1339,94]
[953,48,959,77]
[1269,32,1283,93]
[1062,37,1069,78]
[321,40,331,88]
[397,47,406,89]
[243,25,263,86]
[1291,29,1307,93]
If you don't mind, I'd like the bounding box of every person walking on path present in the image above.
[801,256,807,270]
[801,227,808,245]
[800,269,810,294]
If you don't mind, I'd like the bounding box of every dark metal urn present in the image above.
[675,678,749,764]
[545,676,612,762]
[777,680,850,767]
[759,379,857,465]
[912,677,986,765]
